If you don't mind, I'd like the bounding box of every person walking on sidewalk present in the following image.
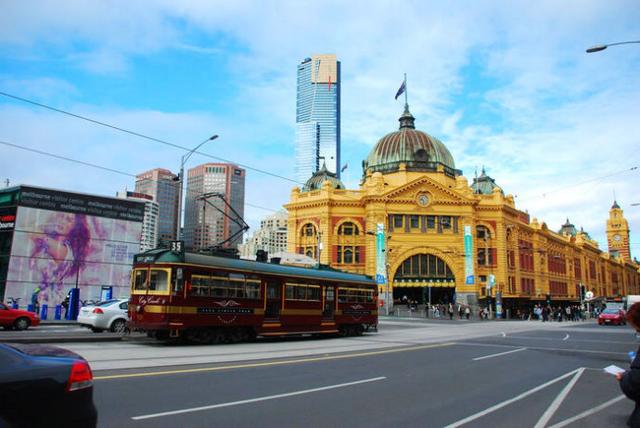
[465,306,471,320]
[617,302,640,427]
[448,303,454,320]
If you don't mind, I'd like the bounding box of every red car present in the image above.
[598,308,626,326]
[0,302,41,330]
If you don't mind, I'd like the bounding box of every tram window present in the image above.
[149,270,169,292]
[191,275,211,297]
[245,275,261,299]
[338,287,374,303]
[285,283,320,301]
[133,270,148,290]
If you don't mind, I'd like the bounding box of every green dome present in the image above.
[363,106,460,178]
[302,162,345,192]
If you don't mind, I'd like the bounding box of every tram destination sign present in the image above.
[18,186,145,222]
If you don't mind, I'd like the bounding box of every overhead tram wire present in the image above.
[2,91,637,211]
[0,91,303,186]
[0,139,280,214]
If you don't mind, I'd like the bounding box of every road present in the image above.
[7,318,638,427]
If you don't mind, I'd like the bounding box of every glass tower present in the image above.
[295,54,341,183]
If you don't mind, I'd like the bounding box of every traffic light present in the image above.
[546,294,551,306]
[579,284,586,301]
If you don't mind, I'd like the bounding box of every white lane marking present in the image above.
[472,347,527,361]
[547,395,626,428]
[443,368,581,428]
[533,367,584,428]
[562,334,569,341]
[132,376,387,420]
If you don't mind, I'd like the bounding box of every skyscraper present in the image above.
[295,54,341,183]
[184,163,246,251]
[134,168,179,248]
[116,190,160,252]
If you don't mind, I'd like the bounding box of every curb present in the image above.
[0,335,125,344]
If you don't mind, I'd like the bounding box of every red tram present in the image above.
[128,248,378,343]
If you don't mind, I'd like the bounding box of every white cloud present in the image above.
[1,0,639,254]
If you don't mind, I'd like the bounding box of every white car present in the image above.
[77,299,129,333]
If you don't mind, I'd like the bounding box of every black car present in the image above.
[0,343,97,427]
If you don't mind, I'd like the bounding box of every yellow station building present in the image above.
[284,105,640,313]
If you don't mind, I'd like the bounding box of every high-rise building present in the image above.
[239,210,288,259]
[184,163,246,251]
[607,200,631,261]
[295,54,341,183]
[134,168,179,247]
[116,190,160,252]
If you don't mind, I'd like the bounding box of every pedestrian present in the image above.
[31,286,41,313]
[617,302,640,427]
[448,303,454,320]
[465,306,470,320]
[482,307,489,320]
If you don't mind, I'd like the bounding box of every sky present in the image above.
[1,0,639,256]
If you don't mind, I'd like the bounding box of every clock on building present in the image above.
[613,234,621,242]
[417,194,430,207]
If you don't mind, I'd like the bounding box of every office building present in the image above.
[295,54,341,183]
[134,168,179,247]
[116,190,160,251]
[239,210,288,259]
[184,163,246,251]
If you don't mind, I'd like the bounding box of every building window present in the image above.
[477,225,491,240]
[410,215,420,229]
[337,246,361,264]
[393,215,403,229]
[441,216,451,230]
[338,222,359,235]
[302,223,316,237]
[426,216,436,229]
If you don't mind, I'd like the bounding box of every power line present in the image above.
[0,139,280,214]
[0,91,302,185]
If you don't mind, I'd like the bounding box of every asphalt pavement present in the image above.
[63,320,637,428]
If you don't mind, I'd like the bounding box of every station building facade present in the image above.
[285,106,640,312]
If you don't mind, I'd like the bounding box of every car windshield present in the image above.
[603,309,620,314]
[95,299,119,307]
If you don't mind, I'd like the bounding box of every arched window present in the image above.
[338,222,359,236]
[343,248,354,263]
[305,248,314,258]
[476,225,492,240]
[394,254,454,281]
[302,223,316,237]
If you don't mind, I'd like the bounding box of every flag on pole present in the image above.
[328,74,332,92]
[395,79,406,100]
[341,162,348,173]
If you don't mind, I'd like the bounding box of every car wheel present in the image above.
[91,327,104,333]
[14,317,30,331]
[111,319,126,333]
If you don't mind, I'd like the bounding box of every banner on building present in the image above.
[464,225,474,284]
[375,223,386,285]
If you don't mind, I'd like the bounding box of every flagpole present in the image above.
[404,73,408,108]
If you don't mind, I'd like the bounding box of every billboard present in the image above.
[5,206,142,306]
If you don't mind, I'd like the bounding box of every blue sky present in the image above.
[1,0,639,255]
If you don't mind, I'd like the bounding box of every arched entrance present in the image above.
[392,254,456,305]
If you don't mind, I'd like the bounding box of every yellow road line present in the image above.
[94,342,454,381]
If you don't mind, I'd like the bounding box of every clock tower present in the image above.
[606,200,631,261]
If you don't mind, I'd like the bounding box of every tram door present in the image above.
[265,280,281,320]
[323,286,335,319]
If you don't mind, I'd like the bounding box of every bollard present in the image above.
[27,303,34,313]
[54,305,62,320]
[40,304,48,320]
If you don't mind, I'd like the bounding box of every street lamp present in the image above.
[586,40,640,53]
[175,134,219,241]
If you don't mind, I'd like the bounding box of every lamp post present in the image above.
[586,40,640,53]
[175,135,218,241]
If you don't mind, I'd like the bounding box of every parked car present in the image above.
[0,302,40,330]
[77,298,129,333]
[598,308,626,325]
[0,342,97,427]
